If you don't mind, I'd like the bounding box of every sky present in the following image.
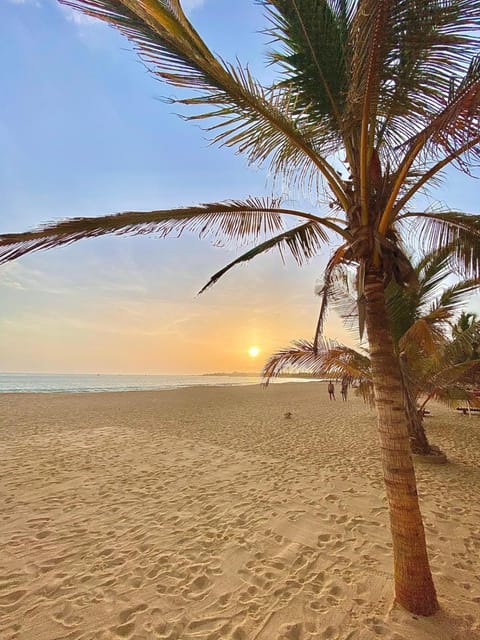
[1,0,480,374]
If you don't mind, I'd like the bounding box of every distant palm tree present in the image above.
[264,247,480,454]
[4,0,480,614]
[407,320,480,412]
[451,311,480,363]
[454,312,478,336]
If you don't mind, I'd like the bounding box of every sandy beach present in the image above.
[1,382,479,640]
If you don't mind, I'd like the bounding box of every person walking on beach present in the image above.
[341,378,349,402]
[328,381,335,401]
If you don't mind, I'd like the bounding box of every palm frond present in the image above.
[198,219,340,294]
[0,199,326,264]
[263,336,371,378]
[60,0,349,208]
[400,211,480,277]
[262,336,374,402]
[422,360,480,406]
[399,316,447,359]
[313,243,351,351]
[377,2,480,148]
[436,278,480,314]
[371,2,480,233]
[348,0,393,221]
[262,0,353,131]
[403,56,480,165]
[392,135,480,214]
[452,311,479,334]
[182,67,345,195]
[325,265,358,334]
[445,319,480,363]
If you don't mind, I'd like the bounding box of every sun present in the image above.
[248,346,260,358]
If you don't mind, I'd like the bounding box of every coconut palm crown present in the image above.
[4,0,480,616]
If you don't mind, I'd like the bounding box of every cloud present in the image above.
[7,0,41,5]
[60,0,205,28]
[182,0,206,11]
[0,261,93,296]
[61,6,99,27]
[0,263,34,291]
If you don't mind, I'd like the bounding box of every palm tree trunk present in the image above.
[364,270,439,616]
[398,352,432,455]
[406,397,431,455]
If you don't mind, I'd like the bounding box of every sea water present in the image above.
[0,373,314,394]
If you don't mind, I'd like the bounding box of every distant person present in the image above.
[341,378,349,401]
[328,381,335,400]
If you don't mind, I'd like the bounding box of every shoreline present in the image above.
[1,384,479,639]
[0,374,323,395]
[0,379,323,396]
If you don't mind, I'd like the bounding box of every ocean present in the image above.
[0,373,315,394]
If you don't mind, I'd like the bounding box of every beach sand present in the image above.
[1,382,479,640]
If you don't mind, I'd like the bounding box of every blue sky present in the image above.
[1,0,479,374]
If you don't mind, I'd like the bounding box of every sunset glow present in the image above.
[3,2,471,376]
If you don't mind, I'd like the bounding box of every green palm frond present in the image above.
[437,278,480,314]
[415,247,452,299]
[384,283,418,345]
[262,0,353,130]
[445,318,480,363]
[328,244,480,352]
[0,199,326,264]
[452,311,479,335]
[389,246,480,332]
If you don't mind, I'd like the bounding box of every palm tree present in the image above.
[454,311,478,336]
[4,0,480,614]
[406,321,480,412]
[451,311,480,363]
[264,247,480,455]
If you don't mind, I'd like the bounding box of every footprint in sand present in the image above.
[231,626,248,640]
[118,602,148,625]
[324,494,338,503]
[279,621,303,640]
[114,620,136,637]
[185,573,211,598]
[52,602,83,628]
[317,533,331,546]
[322,625,337,638]
[217,592,232,607]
